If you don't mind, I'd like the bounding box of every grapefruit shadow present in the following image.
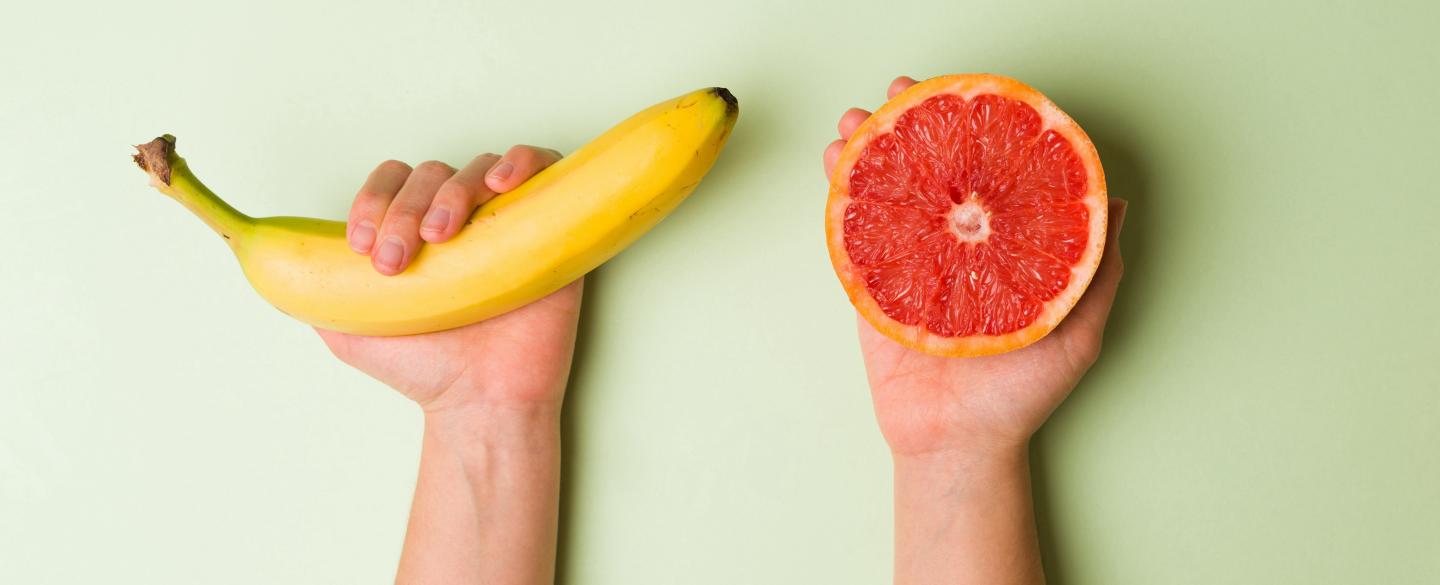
[1030,98,1156,585]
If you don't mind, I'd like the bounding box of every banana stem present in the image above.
[133,135,254,242]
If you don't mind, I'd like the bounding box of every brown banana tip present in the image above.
[710,87,738,117]
[133,134,176,186]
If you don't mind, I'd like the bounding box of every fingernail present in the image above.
[349,221,376,253]
[375,237,405,272]
[488,161,514,183]
[1116,201,1129,235]
[422,208,450,234]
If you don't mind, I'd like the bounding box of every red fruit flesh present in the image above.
[842,93,1091,337]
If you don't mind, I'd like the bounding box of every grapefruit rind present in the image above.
[825,74,1108,357]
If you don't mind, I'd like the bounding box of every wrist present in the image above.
[419,375,566,418]
[890,430,1031,464]
[892,441,1029,478]
[423,401,562,450]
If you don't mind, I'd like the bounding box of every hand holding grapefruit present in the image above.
[825,74,1109,357]
[823,75,1128,455]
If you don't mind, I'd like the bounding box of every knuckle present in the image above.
[384,206,425,225]
[1088,335,1106,360]
[506,145,541,162]
[470,153,501,169]
[1063,334,1102,370]
[414,160,454,176]
[435,181,474,205]
[375,159,411,175]
[352,189,391,210]
[507,144,562,168]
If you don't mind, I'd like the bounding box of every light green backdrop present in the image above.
[2,0,1437,583]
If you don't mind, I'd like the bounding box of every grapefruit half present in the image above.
[826,74,1107,357]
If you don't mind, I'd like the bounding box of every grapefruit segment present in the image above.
[826,74,1107,357]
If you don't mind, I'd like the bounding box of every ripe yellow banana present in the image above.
[134,87,738,335]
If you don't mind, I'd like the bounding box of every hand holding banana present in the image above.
[133,87,739,336]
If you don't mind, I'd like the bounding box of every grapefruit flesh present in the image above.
[826,74,1107,357]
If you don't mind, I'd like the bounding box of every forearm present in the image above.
[893,445,1043,585]
[396,404,562,585]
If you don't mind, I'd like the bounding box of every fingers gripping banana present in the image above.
[133,88,739,335]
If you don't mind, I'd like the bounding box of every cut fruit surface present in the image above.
[826,74,1107,357]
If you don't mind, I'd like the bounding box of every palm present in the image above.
[317,280,583,411]
[859,312,1100,456]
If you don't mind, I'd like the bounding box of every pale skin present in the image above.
[317,145,580,585]
[826,76,1128,585]
[319,76,1125,585]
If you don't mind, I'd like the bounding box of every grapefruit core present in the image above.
[825,74,1107,357]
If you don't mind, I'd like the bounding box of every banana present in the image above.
[133,87,739,336]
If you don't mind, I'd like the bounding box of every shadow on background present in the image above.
[554,268,602,585]
[1030,93,1157,585]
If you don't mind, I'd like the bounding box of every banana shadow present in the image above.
[1029,100,1157,585]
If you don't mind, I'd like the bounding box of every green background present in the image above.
[2,0,1437,582]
